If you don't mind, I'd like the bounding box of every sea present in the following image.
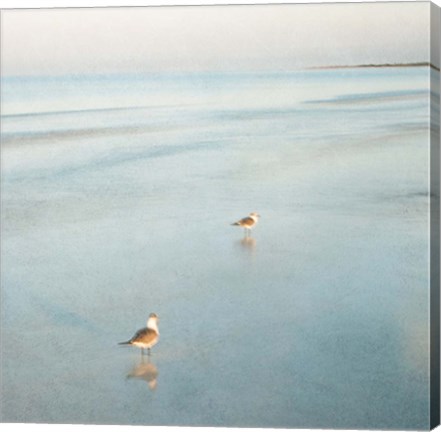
[0,66,436,429]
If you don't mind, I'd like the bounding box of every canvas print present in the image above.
[1,2,440,430]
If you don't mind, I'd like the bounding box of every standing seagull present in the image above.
[231,212,260,237]
[119,313,160,356]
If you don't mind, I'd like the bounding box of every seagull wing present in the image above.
[234,216,254,227]
[130,327,157,344]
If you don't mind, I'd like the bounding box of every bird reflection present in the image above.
[239,236,257,250]
[126,357,159,391]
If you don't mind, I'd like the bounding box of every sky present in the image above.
[0,5,438,432]
[0,2,432,76]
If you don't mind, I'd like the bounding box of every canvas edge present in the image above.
[430,2,441,430]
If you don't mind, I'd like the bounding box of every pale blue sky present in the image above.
[1,2,431,76]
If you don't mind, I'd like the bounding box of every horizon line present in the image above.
[2,61,437,79]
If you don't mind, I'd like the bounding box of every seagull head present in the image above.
[147,313,159,332]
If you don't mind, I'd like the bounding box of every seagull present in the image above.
[231,212,260,237]
[119,313,159,356]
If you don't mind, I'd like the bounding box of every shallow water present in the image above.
[0,67,434,428]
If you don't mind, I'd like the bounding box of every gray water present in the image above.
[0,67,435,429]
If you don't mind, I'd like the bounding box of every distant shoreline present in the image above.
[310,62,440,71]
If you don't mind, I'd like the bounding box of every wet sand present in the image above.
[1,67,433,428]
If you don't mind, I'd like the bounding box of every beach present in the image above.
[0,66,434,428]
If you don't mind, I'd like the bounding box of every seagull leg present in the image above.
[148,348,151,357]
